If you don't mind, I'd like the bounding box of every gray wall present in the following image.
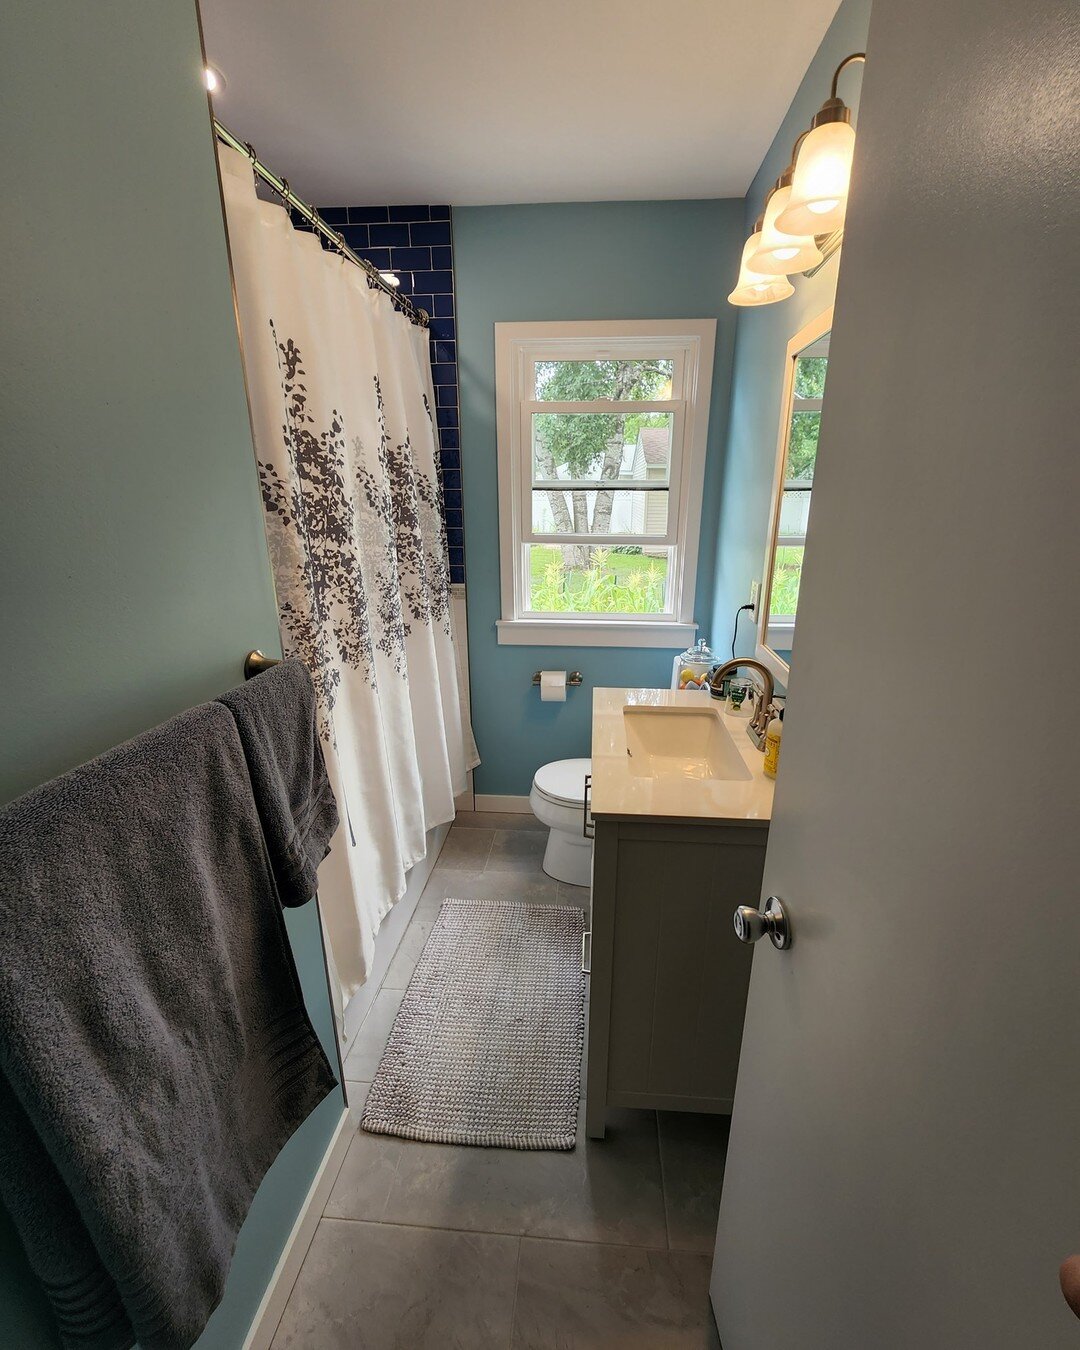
[0,4,342,1345]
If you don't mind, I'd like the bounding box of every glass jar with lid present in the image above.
[671,638,717,691]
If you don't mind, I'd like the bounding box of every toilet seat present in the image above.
[532,757,590,807]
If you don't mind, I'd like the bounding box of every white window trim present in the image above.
[494,319,716,648]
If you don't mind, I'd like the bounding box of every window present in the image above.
[494,321,716,646]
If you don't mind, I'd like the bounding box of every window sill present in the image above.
[496,618,698,649]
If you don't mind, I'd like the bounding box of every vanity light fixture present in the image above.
[203,64,226,95]
[777,52,865,237]
[727,51,866,306]
[728,223,795,306]
[379,271,401,288]
[749,166,825,276]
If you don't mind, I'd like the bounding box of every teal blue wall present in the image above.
[455,200,744,796]
[0,3,342,1345]
[710,0,873,667]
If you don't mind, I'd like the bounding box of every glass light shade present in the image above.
[749,187,824,275]
[776,120,856,237]
[728,233,795,306]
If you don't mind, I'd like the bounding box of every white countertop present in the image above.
[590,687,775,824]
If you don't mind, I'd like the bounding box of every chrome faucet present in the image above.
[708,658,776,751]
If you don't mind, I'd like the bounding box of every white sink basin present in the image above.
[623,705,752,782]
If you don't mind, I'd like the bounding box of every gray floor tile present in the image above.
[455,810,545,831]
[329,1106,666,1248]
[343,1080,371,1130]
[342,987,404,1081]
[658,1111,731,1254]
[556,880,590,909]
[417,866,560,914]
[270,1218,519,1350]
[511,1238,719,1350]
[485,829,548,874]
[381,916,435,990]
[436,827,495,870]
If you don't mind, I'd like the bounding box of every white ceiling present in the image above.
[200,0,842,206]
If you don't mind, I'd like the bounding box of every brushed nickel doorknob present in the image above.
[733,896,791,950]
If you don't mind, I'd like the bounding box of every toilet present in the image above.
[529,757,593,886]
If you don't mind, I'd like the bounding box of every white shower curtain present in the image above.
[219,146,478,996]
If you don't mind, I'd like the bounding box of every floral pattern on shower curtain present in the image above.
[219,146,478,997]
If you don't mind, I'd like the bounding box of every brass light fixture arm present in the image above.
[831,51,867,100]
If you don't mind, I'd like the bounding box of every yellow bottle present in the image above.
[763,714,783,778]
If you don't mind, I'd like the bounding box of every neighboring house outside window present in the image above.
[494,320,716,648]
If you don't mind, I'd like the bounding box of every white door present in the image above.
[710,1,1080,1345]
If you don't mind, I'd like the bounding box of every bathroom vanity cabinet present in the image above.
[584,689,774,1140]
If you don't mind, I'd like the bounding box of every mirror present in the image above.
[756,309,832,681]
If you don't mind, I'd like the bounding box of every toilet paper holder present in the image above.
[532,671,583,687]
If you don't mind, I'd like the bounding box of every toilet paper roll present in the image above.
[539,670,567,702]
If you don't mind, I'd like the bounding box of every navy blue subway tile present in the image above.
[433,340,456,364]
[439,428,460,451]
[436,406,458,429]
[429,320,456,345]
[389,246,432,271]
[445,527,464,550]
[407,294,433,315]
[430,246,453,271]
[436,386,458,408]
[361,247,392,270]
[392,271,415,293]
[439,449,460,473]
[369,223,411,247]
[388,205,430,221]
[410,220,452,247]
[340,223,371,250]
[441,469,462,492]
[448,546,465,566]
[433,295,455,319]
[431,205,452,220]
[431,363,457,386]
[442,496,462,517]
[347,205,390,224]
[411,270,454,295]
[320,206,349,225]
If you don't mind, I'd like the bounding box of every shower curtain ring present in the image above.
[244,141,257,162]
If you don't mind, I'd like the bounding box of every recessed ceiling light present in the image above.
[379,272,401,288]
[204,64,225,95]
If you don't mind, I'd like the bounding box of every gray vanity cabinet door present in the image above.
[587,820,765,1133]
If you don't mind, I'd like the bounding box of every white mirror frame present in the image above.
[755,305,834,684]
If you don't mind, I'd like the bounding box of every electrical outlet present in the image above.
[749,579,761,612]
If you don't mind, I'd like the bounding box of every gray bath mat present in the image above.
[361,900,586,1151]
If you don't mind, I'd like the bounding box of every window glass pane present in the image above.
[785,411,820,481]
[778,489,811,538]
[532,489,668,537]
[794,354,827,399]
[769,544,804,620]
[533,358,673,401]
[526,544,671,615]
[532,411,673,485]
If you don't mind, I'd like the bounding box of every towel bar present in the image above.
[244,650,281,680]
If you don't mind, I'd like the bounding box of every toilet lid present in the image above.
[533,757,591,806]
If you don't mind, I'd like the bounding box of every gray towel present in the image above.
[0,703,339,1350]
[217,659,339,907]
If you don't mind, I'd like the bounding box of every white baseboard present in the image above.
[341,819,451,1048]
[473,794,532,814]
[242,1107,353,1350]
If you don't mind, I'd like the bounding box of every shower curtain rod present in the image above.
[214,118,430,328]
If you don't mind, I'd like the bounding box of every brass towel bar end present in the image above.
[244,649,282,680]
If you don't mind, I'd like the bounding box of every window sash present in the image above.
[520,401,685,546]
[524,546,678,620]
